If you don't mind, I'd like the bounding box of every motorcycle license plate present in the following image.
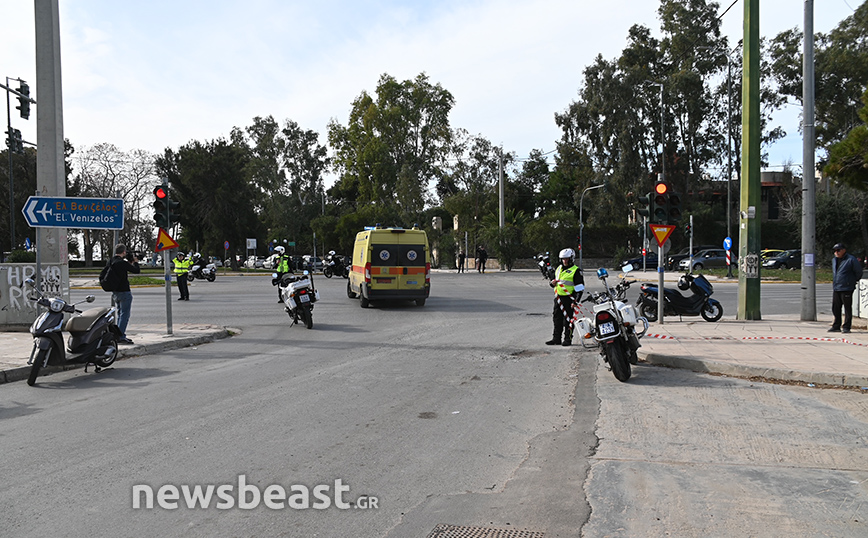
[598,321,616,336]
[299,294,310,303]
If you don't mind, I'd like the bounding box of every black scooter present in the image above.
[25,278,122,386]
[636,273,723,322]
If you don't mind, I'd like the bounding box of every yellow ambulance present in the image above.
[347,226,431,308]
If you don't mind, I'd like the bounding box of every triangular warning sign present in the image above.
[649,224,676,248]
[154,228,179,252]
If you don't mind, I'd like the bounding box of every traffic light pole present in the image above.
[164,249,173,335]
[658,245,665,325]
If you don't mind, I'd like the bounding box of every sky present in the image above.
[1,0,861,177]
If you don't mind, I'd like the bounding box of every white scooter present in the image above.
[575,264,648,382]
[188,255,217,282]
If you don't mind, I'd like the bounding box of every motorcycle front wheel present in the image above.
[701,300,723,322]
[639,298,658,322]
[28,347,49,386]
[606,339,632,382]
[187,274,195,282]
[207,273,216,282]
[323,266,333,278]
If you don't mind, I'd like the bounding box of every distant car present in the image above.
[209,256,223,267]
[666,245,718,270]
[678,249,735,271]
[761,249,785,260]
[620,253,659,269]
[244,256,266,269]
[302,255,324,272]
[762,249,801,269]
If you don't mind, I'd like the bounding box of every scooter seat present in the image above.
[65,307,112,333]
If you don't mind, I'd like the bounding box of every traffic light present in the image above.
[651,181,669,223]
[668,191,682,224]
[636,193,651,220]
[6,128,24,154]
[16,81,31,120]
[153,184,169,228]
[684,223,693,237]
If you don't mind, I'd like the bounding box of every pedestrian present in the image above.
[546,248,585,346]
[829,242,863,334]
[111,244,140,345]
[274,246,293,303]
[457,251,465,273]
[172,251,191,301]
[476,246,488,273]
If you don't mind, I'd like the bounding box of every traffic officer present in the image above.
[274,246,293,303]
[546,248,585,346]
[172,251,191,301]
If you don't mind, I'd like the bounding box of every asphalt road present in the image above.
[1,272,862,537]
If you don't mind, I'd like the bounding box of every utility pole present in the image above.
[738,0,762,320]
[498,147,505,271]
[801,0,817,321]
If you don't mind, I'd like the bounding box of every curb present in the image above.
[640,351,868,388]
[0,327,234,385]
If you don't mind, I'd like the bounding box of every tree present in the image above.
[825,87,868,191]
[329,72,455,221]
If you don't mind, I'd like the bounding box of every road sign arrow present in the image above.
[23,198,38,226]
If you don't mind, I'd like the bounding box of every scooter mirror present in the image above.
[622,264,634,273]
[303,270,310,276]
[24,278,35,287]
[85,295,95,303]
[271,272,278,278]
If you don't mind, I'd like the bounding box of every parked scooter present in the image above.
[323,251,350,279]
[24,278,121,386]
[272,270,320,328]
[535,252,555,280]
[188,253,217,282]
[575,265,648,382]
[636,272,723,322]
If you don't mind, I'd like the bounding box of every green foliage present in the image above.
[825,87,868,190]
[6,249,36,263]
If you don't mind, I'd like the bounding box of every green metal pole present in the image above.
[738,0,762,320]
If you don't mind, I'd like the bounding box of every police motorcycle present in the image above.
[575,265,648,382]
[323,251,350,279]
[187,253,217,282]
[272,270,320,329]
[612,273,637,301]
[535,252,555,280]
[24,278,121,386]
[636,272,723,323]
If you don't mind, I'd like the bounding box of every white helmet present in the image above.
[328,250,336,256]
[558,248,575,259]
[275,246,285,254]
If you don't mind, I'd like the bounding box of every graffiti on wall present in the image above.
[2,264,64,312]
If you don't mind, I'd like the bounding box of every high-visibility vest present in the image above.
[277,255,290,273]
[554,264,581,296]
[173,257,191,275]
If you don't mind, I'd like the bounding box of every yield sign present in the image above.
[649,224,676,247]
[154,228,179,252]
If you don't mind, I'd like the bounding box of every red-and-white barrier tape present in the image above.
[646,333,867,347]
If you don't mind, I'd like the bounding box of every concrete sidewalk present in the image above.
[636,313,868,388]
[0,324,233,384]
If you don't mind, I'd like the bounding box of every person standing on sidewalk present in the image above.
[546,248,585,346]
[457,251,465,273]
[829,242,864,334]
[172,251,191,301]
[111,244,140,344]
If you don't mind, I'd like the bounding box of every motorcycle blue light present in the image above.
[596,268,608,279]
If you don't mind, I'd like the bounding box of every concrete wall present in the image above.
[0,264,69,327]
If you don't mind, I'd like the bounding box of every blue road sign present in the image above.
[24,237,31,250]
[723,236,733,250]
[22,196,124,230]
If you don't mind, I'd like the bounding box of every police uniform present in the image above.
[547,256,584,346]
[173,254,191,300]
[275,252,292,302]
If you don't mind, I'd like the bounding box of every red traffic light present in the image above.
[654,182,669,195]
[153,185,168,199]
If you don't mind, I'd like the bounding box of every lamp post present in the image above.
[579,183,605,271]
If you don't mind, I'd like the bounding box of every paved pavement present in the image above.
[1,275,867,389]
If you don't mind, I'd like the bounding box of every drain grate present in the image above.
[426,524,545,538]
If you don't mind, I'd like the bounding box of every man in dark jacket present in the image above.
[111,244,141,344]
[829,242,864,334]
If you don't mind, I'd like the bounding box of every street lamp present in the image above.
[579,183,605,271]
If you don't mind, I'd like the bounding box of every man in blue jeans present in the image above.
[110,244,140,344]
